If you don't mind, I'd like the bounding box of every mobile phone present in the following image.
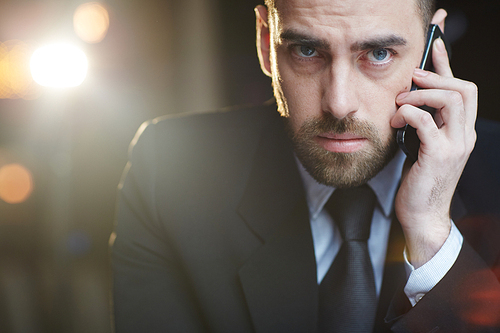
[396,24,449,162]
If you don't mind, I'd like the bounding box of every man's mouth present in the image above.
[315,133,368,153]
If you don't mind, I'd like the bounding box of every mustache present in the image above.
[295,113,381,142]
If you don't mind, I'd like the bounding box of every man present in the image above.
[111,0,500,332]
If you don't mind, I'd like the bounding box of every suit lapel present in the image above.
[238,200,318,333]
[237,114,318,333]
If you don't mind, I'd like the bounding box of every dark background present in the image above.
[0,0,497,332]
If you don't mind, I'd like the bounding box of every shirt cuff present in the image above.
[403,221,463,306]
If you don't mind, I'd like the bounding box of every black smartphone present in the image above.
[396,24,449,162]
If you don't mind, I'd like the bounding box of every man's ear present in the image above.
[255,5,271,77]
[431,8,447,33]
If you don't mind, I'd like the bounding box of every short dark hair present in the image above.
[264,0,436,32]
[415,0,436,28]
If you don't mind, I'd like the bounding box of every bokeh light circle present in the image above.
[0,40,41,100]
[66,230,93,256]
[0,163,34,204]
[74,2,110,44]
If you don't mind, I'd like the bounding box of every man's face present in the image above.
[267,0,426,187]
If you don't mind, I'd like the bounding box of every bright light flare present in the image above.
[0,164,34,204]
[30,43,88,88]
[74,2,110,44]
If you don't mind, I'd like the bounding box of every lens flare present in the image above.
[30,43,88,88]
[0,164,34,204]
[74,2,110,44]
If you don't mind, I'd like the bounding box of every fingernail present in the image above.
[414,68,429,77]
[398,92,410,100]
[434,38,446,53]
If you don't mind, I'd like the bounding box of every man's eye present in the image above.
[294,45,318,58]
[367,48,392,62]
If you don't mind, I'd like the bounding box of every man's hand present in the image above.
[390,32,478,268]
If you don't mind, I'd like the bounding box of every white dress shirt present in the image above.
[296,150,463,305]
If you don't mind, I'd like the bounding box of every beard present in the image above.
[286,113,399,188]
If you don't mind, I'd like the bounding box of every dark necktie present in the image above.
[318,185,377,333]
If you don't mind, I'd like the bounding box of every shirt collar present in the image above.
[296,150,406,219]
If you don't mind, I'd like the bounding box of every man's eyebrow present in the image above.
[279,30,407,52]
[279,30,330,49]
[351,35,407,52]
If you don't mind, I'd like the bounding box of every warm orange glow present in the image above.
[460,269,500,328]
[74,2,110,44]
[0,40,41,100]
[0,164,34,204]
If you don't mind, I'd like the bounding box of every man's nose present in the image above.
[321,63,359,119]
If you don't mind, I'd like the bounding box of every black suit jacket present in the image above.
[112,102,500,332]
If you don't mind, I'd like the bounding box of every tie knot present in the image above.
[325,185,376,241]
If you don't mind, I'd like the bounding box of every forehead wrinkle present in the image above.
[274,5,408,45]
[273,0,423,33]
